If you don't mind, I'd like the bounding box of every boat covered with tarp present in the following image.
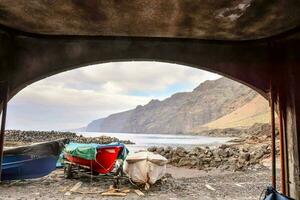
[2,139,68,181]
[63,142,128,174]
[124,151,168,187]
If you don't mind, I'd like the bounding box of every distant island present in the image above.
[76,77,269,135]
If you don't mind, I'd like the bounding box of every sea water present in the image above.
[78,132,233,152]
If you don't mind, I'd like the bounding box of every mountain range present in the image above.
[81,77,269,134]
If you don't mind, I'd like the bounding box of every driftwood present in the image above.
[62,183,132,197]
[101,192,127,197]
[100,185,131,197]
[134,189,145,196]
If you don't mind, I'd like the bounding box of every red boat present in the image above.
[64,146,123,174]
[63,143,128,178]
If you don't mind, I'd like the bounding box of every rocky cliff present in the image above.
[85,77,268,134]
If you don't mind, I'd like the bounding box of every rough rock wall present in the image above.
[86,77,258,134]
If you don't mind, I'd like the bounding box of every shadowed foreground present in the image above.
[0,166,271,200]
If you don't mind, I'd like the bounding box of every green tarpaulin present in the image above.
[64,143,98,160]
[63,142,128,161]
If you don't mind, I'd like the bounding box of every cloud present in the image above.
[7,84,151,130]
[38,61,220,96]
[6,61,221,131]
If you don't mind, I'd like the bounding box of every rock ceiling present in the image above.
[0,0,299,40]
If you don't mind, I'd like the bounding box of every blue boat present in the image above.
[1,139,68,181]
[1,155,58,181]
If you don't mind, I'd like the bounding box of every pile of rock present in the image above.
[148,144,271,171]
[198,123,273,137]
[5,130,134,144]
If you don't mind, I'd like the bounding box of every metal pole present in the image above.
[0,83,8,180]
[278,93,286,194]
[269,87,276,188]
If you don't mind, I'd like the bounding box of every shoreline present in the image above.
[147,124,276,172]
[0,127,275,199]
[4,128,274,172]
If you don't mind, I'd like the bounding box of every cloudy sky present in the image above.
[6,62,221,131]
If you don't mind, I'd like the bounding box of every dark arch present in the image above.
[5,33,276,102]
[11,58,268,101]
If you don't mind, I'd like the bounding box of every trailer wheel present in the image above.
[64,164,73,179]
[115,164,124,177]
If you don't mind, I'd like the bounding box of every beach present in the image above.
[0,166,272,200]
[1,129,275,199]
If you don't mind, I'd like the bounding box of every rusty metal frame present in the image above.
[278,91,287,194]
[282,103,290,196]
[269,85,276,188]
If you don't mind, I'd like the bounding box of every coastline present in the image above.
[1,128,275,200]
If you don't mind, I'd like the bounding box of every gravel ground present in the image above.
[0,166,272,200]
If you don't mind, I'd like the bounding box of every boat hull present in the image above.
[1,155,58,181]
[65,146,122,174]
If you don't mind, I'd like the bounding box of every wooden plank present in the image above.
[73,190,104,194]
[134,189,145,197]
[70,182,82,192]
[101,192,127,197]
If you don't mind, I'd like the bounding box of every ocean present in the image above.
[78,132,233,152]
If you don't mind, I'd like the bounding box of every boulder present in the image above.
[175,147,187,157]
[239,153,251,162]
[253,150,265,160]
[147,146,157,152]
[170,156,181,164]
[165,146,173,153]
[156,147,165,154]
[214,155,222,162]
[178,157,199,167]
[219,144,229,149]
[216,148,229,158]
